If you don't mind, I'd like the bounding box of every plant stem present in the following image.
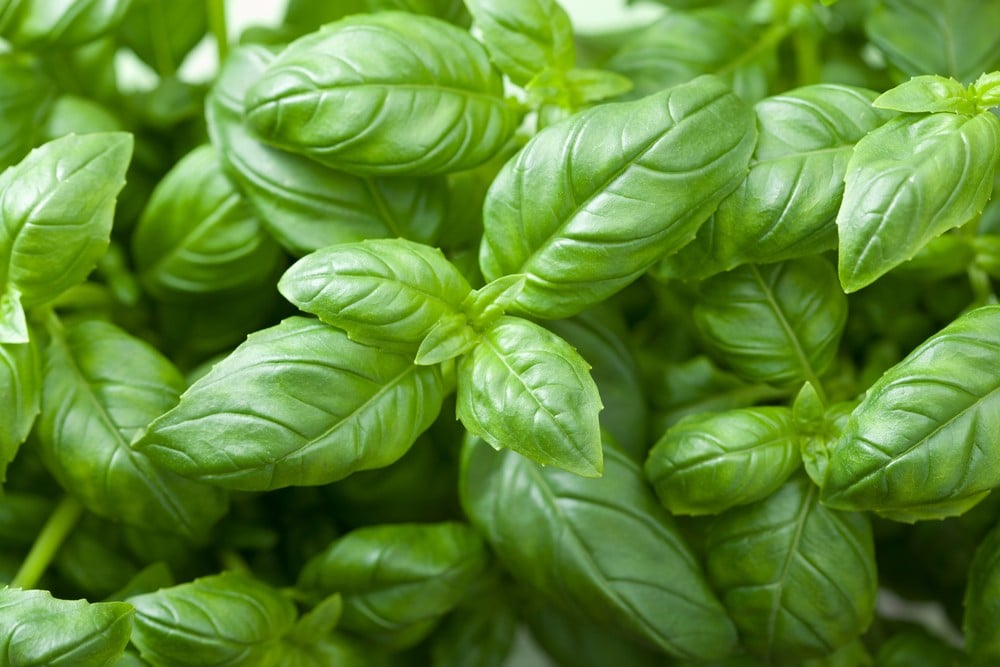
[207,0,229,65]
[793,29,821,86]
[10,495,84,589]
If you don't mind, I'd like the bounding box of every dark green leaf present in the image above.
[480,75,756,319]
[706,476,877,663]
[0,337,39,484]
[875,628,965,667]
[456,316,603,477]
[297,522,487,648]
[693,258,847,386]
[135,317,448,490]
[822,305,1000,521]
[461,437,738,661]
[245,13,518,176]
[0,587,133,666]
[36,319,229,538]
[430,590,517,667]
[965,522,1000,664]
[645,406,801,515]
[837,111,1000,292]
[129,572,296,667]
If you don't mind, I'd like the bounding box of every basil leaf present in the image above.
[876,628,966,667]
[665,84,891,278]
[865,0,1000,83]
[207,45,448,256]
[131,144,284,301]
[822,305,1000,521]
[837,111,1000,292]
[298,522,487,648]
[0,132,133,339]
[279,634,383,667]
[129,572,297,667]
[645,406,801,516]
[0,0,132,49]
[117,0,206,76]
[245,13,518,176]
[456,316,603,477]
[693,258,847,386]
[964,522,1000,664]
[36,319,229,539]
[0,337,40,484]
[365,0,468,24]
[874,74,977,114]
[0,587,133,666]
[705,476,877,663]
[464,0,574,86]
[430,591,517,667]
[278,238,473,353]
[461,437,738,661]
[0,54,54,170]
[135,317,448,490]
[480,75,755,319]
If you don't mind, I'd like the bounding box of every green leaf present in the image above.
[0,53,54,170]
[0,587,133,666]
[245,13,518,176]
[117,0,206,76]
[965,522,1000,664]
[874,75,977,114]
[456,316,603,477]
[298,522,487,648]
[207,45,448,256]
[0,0,132,49]
[0,337,40,484]
[365,0,469,24]
[865,0,1000,84]
[278,238,473,353]
[286,594,343,644]
[562,68,633,106]
[821,305,1000,521]
[278,634,383,667]
[693,258,848,386]
[705,476,877,663]
[131,144,284,301]
[460,437,738,661]
[837,111,1000,292]
[464,0,575,86]
[479,74,756,319]
[135,317,448,490]
[645,406,801,516]
[875,628,965,667]
[36,318,229,539]
[415,314,478,366]
[430,592,517,667]
[975,71,1000,108]
[129,572,297,667]
[0,133,132,319]
[664,84,892,278]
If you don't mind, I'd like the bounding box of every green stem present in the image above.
[793,28,821,86]
[207,0,229,65]
[150,0,177,77]
[11,496,84,589]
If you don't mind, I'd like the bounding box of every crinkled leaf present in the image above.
[278,238,472,353]
[0,54,54,170]
[837,111,1000,292]
[245,13,518,176]
[460,437,738,661]
[456,316,603,477]
[480,74,756,319]
[645,406,801,515]
[298,522,487,648]
[822,305,1000,521]
[865,0,1000,83]
[131,144,283,301]
[129,572,296,667]
[207,45,448,256]
[0,132,132,319]
[464,0,574,86]
[0,337,39,484]
[693,258,847,386]
[706,476,877,663]
[0,0,132,49]
[135,317,448,490]
[664,84,891,278]
[0,587,133,666]
[36,319,229,539]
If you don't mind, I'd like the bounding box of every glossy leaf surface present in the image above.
[135,317,448,490]
[456,316,603,477]
[693,258,847,386]
[480,75,755,318]
[245,13,518,175]
[36,319,228,538]
[461,438,738,661]
[706,476,877,663]
[822,305,1000,521]
[645,406,801,515]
